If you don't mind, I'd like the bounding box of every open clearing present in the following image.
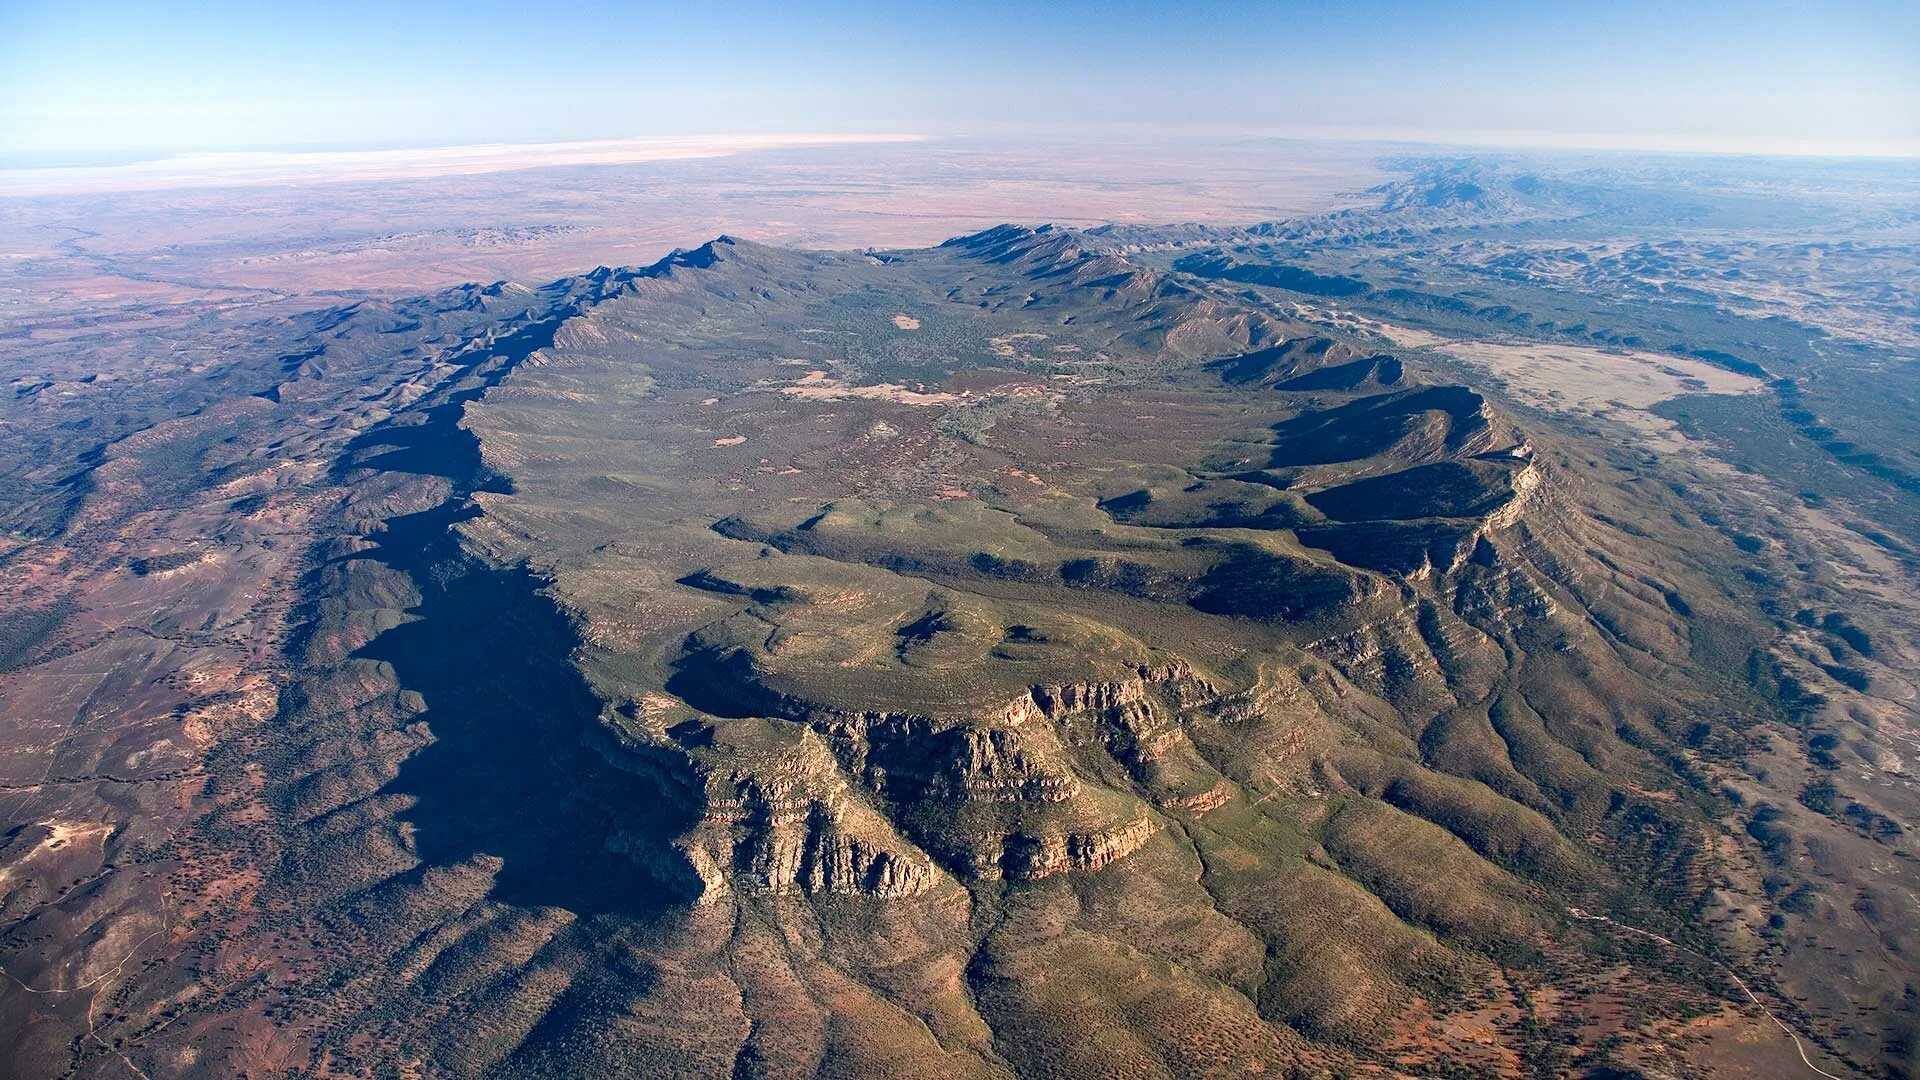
[778,369,962,406]
[1429,339,1765,456]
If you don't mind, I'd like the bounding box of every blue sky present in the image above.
[2,0,1916,160]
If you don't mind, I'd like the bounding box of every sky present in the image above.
[2,0,1917,162]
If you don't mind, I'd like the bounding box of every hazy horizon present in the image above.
[4,0,1916,163]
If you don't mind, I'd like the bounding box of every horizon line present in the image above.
[0,133,931,198]
[3,126,1913,199]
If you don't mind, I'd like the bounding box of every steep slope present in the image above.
[253,232,1819,1074]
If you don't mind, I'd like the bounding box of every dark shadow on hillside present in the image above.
[356,501,701,916]
[334,324,701,916]
[662,644,785,721]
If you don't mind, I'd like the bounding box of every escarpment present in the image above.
[636,651,1222,889]
[460,228,1705,918]
[667,719,947,900]
[141,223,1833,1079]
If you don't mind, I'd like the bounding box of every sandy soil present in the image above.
[1432,339,1764,455]
[1303,305,1767,462]
[779,370,962,406]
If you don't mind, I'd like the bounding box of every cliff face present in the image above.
[677,722,945,900]
[641,663,1221,891]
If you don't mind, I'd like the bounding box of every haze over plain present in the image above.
[3,0,1917,162]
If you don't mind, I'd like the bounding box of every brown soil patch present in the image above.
[780,370,962,406]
